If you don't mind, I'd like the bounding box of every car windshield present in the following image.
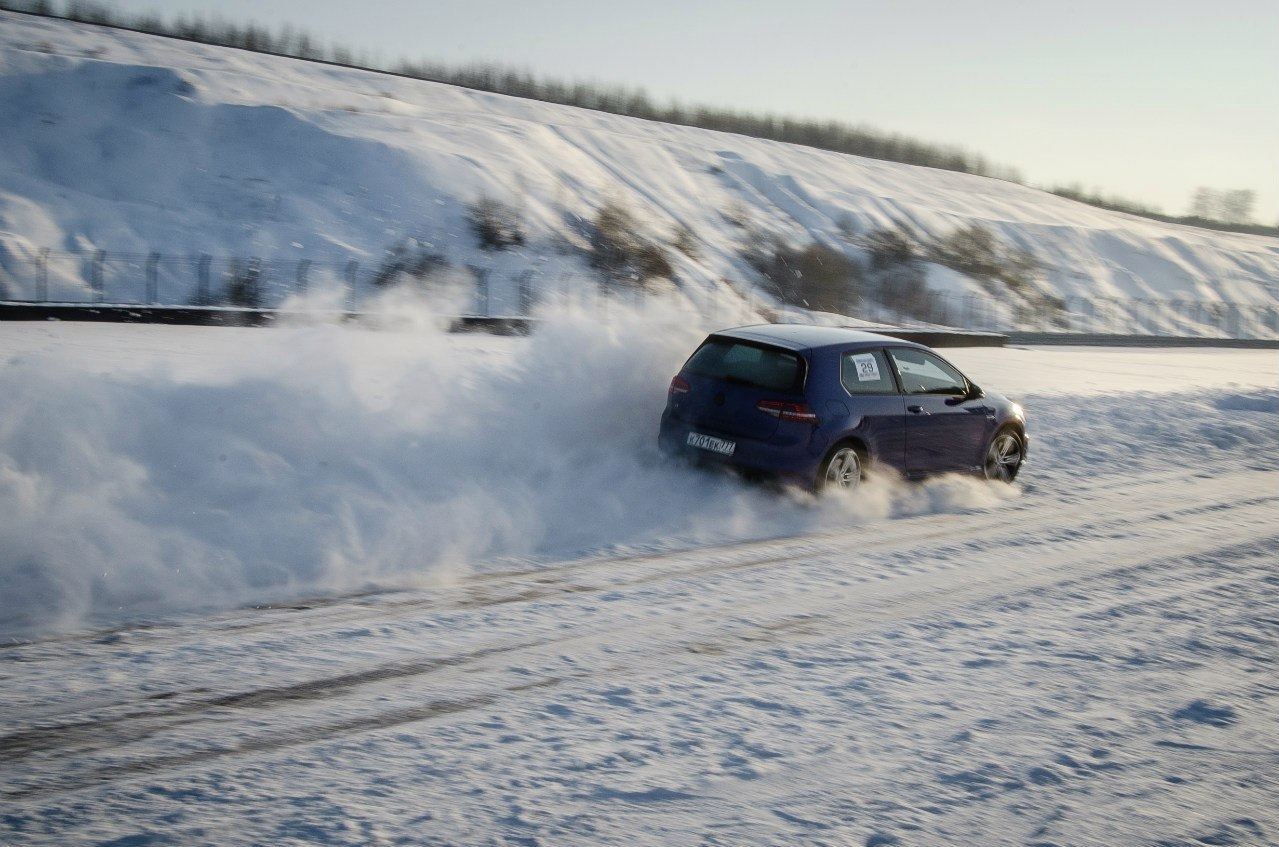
[684,338,803,392]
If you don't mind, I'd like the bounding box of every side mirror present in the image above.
[945,383,984,405]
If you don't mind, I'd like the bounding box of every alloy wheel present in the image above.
[984,431,1023,483]
[823,447,862,490]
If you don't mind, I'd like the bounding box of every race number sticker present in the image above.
[851,353,881,382]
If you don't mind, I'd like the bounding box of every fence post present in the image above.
[146,252,160,304]
[518,270,534,316]
[37,247,49,302]
[91,250,105,302]
[344,260,359,314]
[296,259,311,295]
[473,268,491,317]
[197,253,211,304]
[247,257,262,308]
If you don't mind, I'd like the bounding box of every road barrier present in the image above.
[2,247,1276,340]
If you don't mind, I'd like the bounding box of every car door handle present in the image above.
[907,405,928,415]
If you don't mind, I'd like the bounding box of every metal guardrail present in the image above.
[0,249,540,319]
[1,248,1277,339]
[853,290,1279,339]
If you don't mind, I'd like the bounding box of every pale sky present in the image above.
[101,0,1278,223]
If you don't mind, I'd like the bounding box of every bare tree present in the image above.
[1190,187,1217,219]
[1220,190,1256,224]
[1190,187,1256,224]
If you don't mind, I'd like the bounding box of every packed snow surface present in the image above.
[2,306,1277,845]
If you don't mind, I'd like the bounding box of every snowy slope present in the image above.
[1,10,1277,321]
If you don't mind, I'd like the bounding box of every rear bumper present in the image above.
[658,412,820,484]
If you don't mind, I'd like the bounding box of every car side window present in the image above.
[840,349,896,395]
[887,348,968,395]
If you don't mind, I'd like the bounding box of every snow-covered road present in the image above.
[2,313,1277,845]
[5,464,1277,845]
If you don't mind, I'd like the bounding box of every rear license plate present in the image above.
[687,432,736,456]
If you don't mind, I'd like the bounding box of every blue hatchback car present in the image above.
[658,324,1027,491]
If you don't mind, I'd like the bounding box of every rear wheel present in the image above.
[818,444,863,492]
[983,429,1024,483]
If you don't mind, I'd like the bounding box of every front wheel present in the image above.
[983,429,1024,483]
[818,444,863,492]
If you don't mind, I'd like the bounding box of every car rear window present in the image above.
[684,339,804,392]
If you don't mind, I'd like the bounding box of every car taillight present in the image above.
[756,400,818,423]
[669,376,690,396]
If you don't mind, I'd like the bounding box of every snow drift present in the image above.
[0,298,1008,637]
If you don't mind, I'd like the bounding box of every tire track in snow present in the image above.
[4,469,1275,723]
[0,464,1258,655]
[3,468,1276,799]
[9,523,1277,802]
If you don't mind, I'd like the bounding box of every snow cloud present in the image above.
[0,297,1018,638]
[5,298,1278,640]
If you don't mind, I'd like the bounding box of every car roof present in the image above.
[711,324,927,353]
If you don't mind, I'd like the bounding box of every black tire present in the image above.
[983,428,1024,483]
[817,443,865,492]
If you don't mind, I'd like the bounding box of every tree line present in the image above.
[1049,186,1274,237]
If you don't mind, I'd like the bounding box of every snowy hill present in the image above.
[1,11,1277,333]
